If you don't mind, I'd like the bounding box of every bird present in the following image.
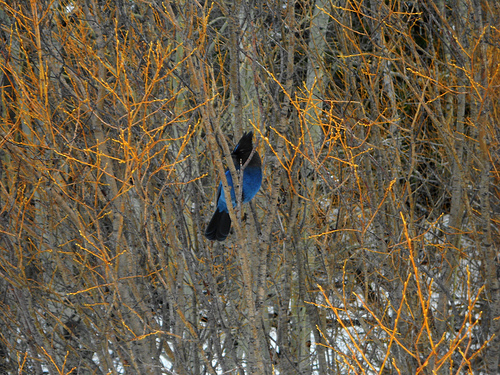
[205,131,262,241]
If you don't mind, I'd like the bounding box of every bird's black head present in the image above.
[231,131,260,167]
[232,131,253,155]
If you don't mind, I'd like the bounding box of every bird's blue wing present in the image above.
[242,167,262,203]
[216,170,236,212]
[217,165,261,210]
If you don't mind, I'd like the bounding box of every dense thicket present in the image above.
[0,0,499,374]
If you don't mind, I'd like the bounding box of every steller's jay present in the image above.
[205,131,262,241]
